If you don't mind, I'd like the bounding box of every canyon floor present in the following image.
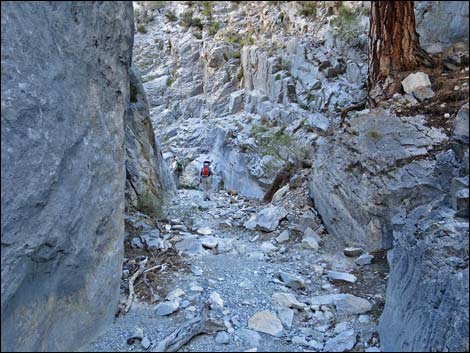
[82,177,387,352]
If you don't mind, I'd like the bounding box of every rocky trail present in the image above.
[82,175,386,352]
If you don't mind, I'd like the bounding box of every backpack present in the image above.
[201,165,210,177]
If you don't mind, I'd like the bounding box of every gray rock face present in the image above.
[1,2,133,352]
[125,65,175,217]
[309,109,448,251]
[415,1,469,45]
[375,105,469,351]
[379,202,469,352]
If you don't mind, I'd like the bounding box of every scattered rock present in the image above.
[327,271,357,283]
[272,184,289,203]
[215,331,231,345]
[343,247,363,257]
[248,311,284,337]
[277,308,294,329]
[141,336,151,350]
[323,329,356,352]
[244,205,288,232]
[127,327,144,344]
[237,329,261,347]
[197,227,213,235]
[278,271,306,289]
[304,227,322,244]
[355,253,374,266]
[302,236,319,250]
[209,292,224,309]
[260,241,278,253]
[201,236,218,249]
[155,301,179,316]
[276,230,290,243]
[165,288,185,301]
[358,315,370,324]
[310,294,372,316]
[412,86,435,102]
[401,72,431,94]
[272,292,306,309]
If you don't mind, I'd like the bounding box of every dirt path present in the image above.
[81,185,386,352]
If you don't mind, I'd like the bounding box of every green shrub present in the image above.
[298,2,317,17]
[130,81,139,102]
[165,10,177,21]
[367,130,383,140]
[137,24,147,33]
[202,1,212,19]
[207,21,220,35]
[166,77,174,87]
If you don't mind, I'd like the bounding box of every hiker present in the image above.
[200,160,212,201]
[171,158,183,188]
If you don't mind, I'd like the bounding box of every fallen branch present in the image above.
[123,257,148,314]
[143,264,162,273]
[262,162,296,204]
[153,303,225,352]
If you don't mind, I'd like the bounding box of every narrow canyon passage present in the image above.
[83,185,387,352]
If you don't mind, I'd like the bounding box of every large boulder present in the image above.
[1,2,133,351]
[125,65,175,217]
[309,109,448,251]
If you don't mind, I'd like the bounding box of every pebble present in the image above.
[327,271,357,283]
[209,291,224,309]
[215,331,231,344]
[141,336,151,350]
[155,300,180,316]
[276,230,290,242]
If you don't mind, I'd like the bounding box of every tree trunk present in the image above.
[368,1,432,104]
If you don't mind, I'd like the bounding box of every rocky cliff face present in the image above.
[415,1,469,46]
[1,2,133,351]
[125,65,176,217]
[133,1,369,197]
[378,104,469,352]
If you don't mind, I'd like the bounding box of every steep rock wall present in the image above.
[126,65,176,217]
[1,2,133,351]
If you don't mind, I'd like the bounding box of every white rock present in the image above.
[215,331,230,344]
[141,336,151,349]
[355,253,374,266]
[327,271,357,283]
[277,307,294,329]
[272,292,306,309]
[155,300,180,316]
[401,72,431,94]
[243,205,287,232]
[365,347,381,352]
[272,184,289,203]
[165,288,185,301]
[248,311,284,337]
[276,230,290,243]
[324,329,356,352]
[358,315,370,324]
[201,236,218,249]
[196,227,212,235]
[310,294,372,316]
[237,328,261,347]
[302,236,319,250]
[260,241,277,253]
[334,322,350,334]
[190,285,204,292]
[278,271,305,289]
[209,292,224,309]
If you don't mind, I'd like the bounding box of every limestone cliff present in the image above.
[1,2,133,351]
